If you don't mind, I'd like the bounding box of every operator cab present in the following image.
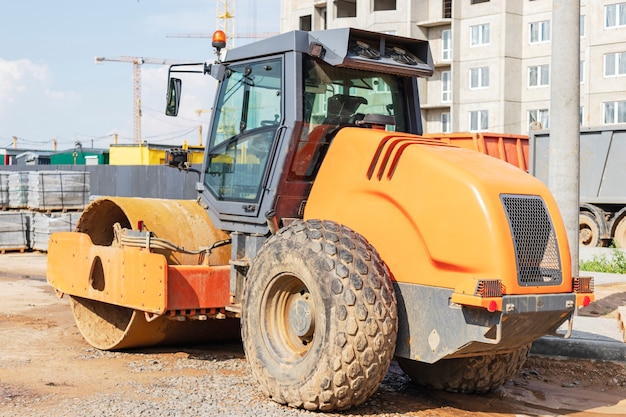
[166,28,433,235]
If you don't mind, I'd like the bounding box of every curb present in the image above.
[531,336,626,362]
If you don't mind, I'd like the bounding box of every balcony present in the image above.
[416,18,452,28]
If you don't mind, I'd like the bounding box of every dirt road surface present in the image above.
[1,273,625,417]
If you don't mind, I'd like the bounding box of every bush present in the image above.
[579,245,626,274]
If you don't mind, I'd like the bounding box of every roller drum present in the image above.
[68,197,240,350]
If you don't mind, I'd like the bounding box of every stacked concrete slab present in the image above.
[27,171,90,211]
[31,212,81,252]
[0,170,89,252]
[8,172,29,209]
[0,172,9,209]
[0,212,31,252]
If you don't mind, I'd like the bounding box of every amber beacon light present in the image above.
[212,30,227,50]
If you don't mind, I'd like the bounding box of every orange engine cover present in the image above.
[304,128,572,298]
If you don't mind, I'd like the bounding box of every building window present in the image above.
[469,110,488,131]
[336,0,357,18]
[443,0,452,19]
[580,106,584,126]
[299,15,312,31]
[471,0,489,4]
[528,64,549,87]
[605,3,626,28]
[469,66,489,89]
[441,112,451,133]
[581,15,586,37]
[528,109,549,130]
[441,71,452,102]
[316,6,327,30]
[373,0,396,11]
[604,101,626,124]
[604,52,626,77]
[442,29,452,61]
[529,20,550,43]
[470,23,490,46]
[580,60,585,83]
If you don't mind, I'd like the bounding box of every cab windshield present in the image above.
[204,58,282,202]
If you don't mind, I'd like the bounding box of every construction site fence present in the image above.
[0,164,199,205]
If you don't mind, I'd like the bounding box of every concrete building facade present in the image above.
[280,0,626,135]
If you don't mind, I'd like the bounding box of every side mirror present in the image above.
[165,78,182,117]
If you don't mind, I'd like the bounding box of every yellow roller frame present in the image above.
[47,197,232,314]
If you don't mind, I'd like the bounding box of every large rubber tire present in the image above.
[614,216,626,249]
[397,345,530,394]
[579,213,601,247]
[241,219,397,411]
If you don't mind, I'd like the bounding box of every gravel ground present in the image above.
[2,270,626,417]
[3,344,418,417]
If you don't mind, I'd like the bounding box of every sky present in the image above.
[0,0,281,151]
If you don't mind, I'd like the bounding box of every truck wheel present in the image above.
[614,216,626,248]
[397,345,530,394]
[241,219,397,411]
[579,213,600,247]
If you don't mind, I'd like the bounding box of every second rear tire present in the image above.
[397,345,530,394]
[614,216,626,248]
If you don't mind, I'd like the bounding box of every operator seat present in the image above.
[292,94,368,177]
[323,94,368,125]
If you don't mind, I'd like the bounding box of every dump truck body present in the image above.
[424,132,529,172]
[530,127,626,248]
[47,28,593,411]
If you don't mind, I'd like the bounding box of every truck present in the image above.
[530,128,626,248]
[47,28,593,411]
[423,132,529,171]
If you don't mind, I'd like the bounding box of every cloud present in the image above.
[0,59,46,110]
[0,59,81,110]
[0,59,81,116]
[0,58,82,144]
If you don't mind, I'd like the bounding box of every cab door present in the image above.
[202,57,283,226]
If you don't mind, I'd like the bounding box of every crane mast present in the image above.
[217,0,235,49]
[95,56,190,143]
[167,1,277,46]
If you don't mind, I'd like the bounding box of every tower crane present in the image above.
[167,0,278,48]
[95,56,191,143]
[217,0,235,49]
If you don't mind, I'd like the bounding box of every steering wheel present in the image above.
[245,126,276,157]
[260,114,280,126]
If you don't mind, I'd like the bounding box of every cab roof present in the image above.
[223,28,434,78]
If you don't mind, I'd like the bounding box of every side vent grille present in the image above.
[475,279,503,297]
[501,195,562,286]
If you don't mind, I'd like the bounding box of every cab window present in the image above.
[204,59,282,201]
[290,57,408,179]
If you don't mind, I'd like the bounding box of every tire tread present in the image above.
[242,219,397,411]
